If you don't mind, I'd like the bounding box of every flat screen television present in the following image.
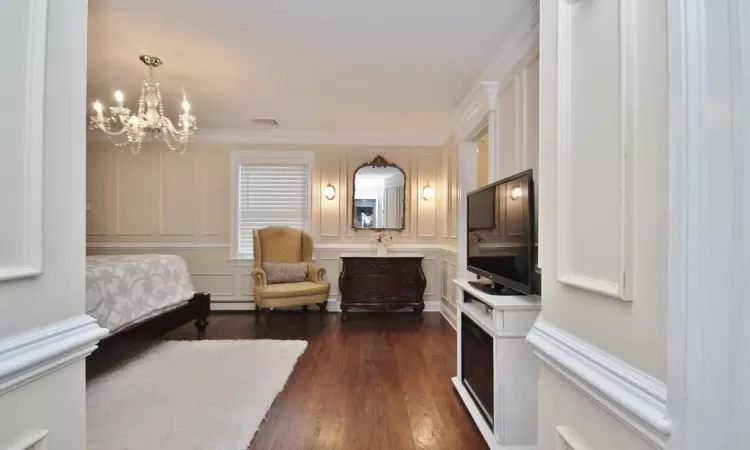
[466,169,536,295]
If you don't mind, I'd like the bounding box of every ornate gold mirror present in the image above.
[351,155,406,231]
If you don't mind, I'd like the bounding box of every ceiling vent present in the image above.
[251,118,280,127]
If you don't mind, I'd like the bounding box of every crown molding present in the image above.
[453,1,540,117]
[86,128,448,147]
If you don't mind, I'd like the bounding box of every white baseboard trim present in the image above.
[321,299,441,313]
[211,298,441,313]
[87,242,460,253]
[86,242,230,250]
[0,315,108,396]
[210,302,253,311]
[526,319,671,449]
[440,303,457,331]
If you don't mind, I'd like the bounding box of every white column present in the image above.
[482,81,501,183]
[668,0,750,448]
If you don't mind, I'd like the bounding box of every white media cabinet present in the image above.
[452,279,541,450]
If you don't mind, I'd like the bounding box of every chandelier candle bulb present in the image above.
[93,101,104,120]
[114,90,124,106]
[182,99,190,112]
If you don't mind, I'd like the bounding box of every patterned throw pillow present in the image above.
[262,262,308,284]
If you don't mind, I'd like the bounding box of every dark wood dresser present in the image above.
[338,254,426,321]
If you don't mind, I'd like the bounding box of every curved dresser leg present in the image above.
[340,304,349,322]
[414,304,425,322]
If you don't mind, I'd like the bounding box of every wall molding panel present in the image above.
[555,0,634,301]
[114,152,155,237]
[319,154,341,237]
[190,273,235,297]
[0,315,108,397]
[158,151,197,237]
[527,319,671,448]
[0,0,47,282]
[417,152,438,237]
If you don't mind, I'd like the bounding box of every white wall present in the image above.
[530,0,670,448]
[0,1,105,449]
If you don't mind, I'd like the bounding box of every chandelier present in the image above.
[89,55,197,154]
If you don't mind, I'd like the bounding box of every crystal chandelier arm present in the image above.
[92,121,129,136]
[162,116,193,138]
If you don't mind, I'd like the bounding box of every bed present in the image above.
[86,254,210,337]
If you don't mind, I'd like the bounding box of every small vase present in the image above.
[376,243,388,256]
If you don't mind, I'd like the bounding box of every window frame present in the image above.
[229,150,314,262]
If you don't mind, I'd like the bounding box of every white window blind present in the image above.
[236,163,308,259]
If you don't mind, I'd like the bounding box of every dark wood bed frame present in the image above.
[87,292,210,378]
[98,292,211,343]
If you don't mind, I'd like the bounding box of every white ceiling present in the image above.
[87,0,531,137]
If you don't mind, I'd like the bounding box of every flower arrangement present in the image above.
[370,231,394,246]
[468,231,487,245]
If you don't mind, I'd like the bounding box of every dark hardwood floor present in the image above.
[87,312,487,450]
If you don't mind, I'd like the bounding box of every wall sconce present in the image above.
[510,186,523,200]
[422,183,434,201]
[323,183,336,200]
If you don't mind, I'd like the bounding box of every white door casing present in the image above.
[0,1,107,449]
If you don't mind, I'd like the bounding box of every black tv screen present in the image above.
[467,169,535,294]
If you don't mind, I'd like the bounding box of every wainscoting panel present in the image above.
[86,151,109,237]
[115,151,154,236]
[90,145,443,246]
[417,153,437,237]
[239,274,253,297]
[319,153,341,237]
[555,0,634,301]
[441,260,449,302]
[159,151,196,236]
[198,151,229,237]
[317,257,342,296]
[439,249,459,329]
[449,145,459,239]
[190,273,234,297]
[422,257,438,296]
[498,78,519,180]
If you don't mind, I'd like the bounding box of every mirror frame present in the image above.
[351,155,407,232]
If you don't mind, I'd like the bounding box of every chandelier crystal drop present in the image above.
[89,55,197,154]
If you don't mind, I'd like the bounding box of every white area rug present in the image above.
[87,339,307,450]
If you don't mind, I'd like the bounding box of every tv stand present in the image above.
[452,279,541,450]
[468,280,522,296]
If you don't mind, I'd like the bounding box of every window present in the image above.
[230,151,313,260]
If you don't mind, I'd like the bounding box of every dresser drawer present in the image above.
[338,255,426,320]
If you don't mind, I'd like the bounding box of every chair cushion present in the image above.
[257,281,330,299]
[262,261,308,284]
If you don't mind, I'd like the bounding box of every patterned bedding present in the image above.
[86,254,196,333]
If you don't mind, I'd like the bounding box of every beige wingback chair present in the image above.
[251,227,330,314]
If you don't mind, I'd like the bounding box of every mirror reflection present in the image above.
[352,156,405,231]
